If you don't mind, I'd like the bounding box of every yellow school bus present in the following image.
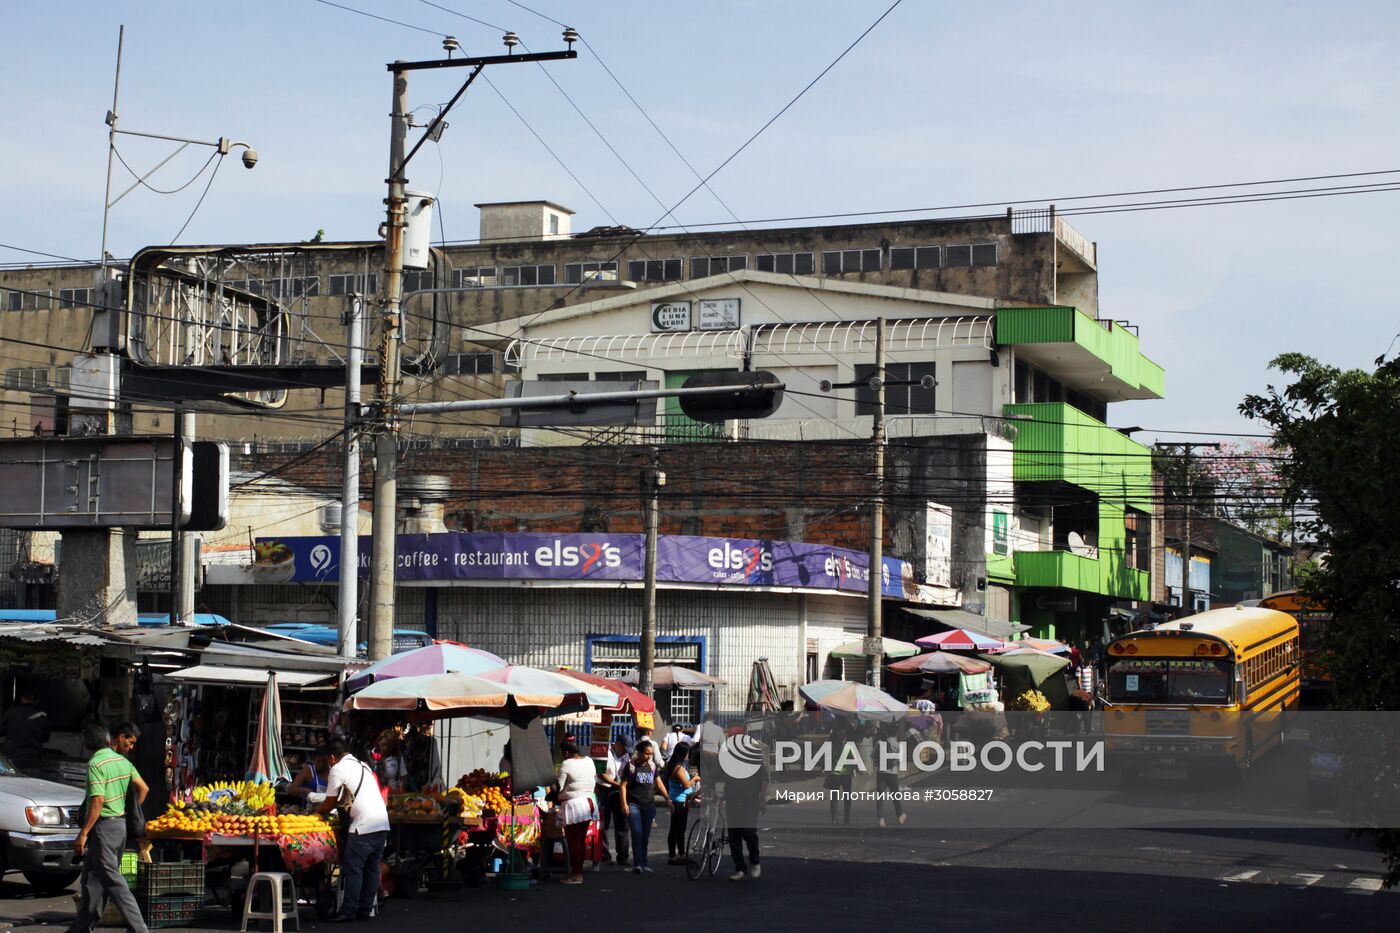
[1102,606,1300,771]
[1256,590,1332,693]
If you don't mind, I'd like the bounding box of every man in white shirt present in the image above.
[599,738,632,865]
[317,739,390,921]
[659,724,685,761]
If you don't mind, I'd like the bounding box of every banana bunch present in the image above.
[190,780,276,811]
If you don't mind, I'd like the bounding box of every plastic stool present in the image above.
[241,871,300,933]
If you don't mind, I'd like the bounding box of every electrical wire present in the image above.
[170,154,226,244]
[111,145,218,196]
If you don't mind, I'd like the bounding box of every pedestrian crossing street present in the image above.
[1215,867,1390,894]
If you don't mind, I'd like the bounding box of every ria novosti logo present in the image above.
[718,734,766,779]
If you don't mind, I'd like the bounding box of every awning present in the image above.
[904,608,1028,637]
[165,665,334,688]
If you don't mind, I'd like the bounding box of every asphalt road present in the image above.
[0,821,1391,933]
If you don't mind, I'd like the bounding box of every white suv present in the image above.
[0,754,85,892]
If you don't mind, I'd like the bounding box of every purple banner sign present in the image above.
[254,532,916,599]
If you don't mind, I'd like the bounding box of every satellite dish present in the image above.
[1067,532,1090,557]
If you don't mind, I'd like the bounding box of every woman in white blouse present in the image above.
[556,740,598,884]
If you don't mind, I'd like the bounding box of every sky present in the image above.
[2,0,1398,440]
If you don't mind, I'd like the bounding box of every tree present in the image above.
[1240,351,1400,885]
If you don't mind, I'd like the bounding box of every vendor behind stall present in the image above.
[1,684,49,772]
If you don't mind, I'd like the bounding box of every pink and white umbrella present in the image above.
[915,628,1011,652]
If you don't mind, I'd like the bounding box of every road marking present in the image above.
[1291,873,1324,888]
[1219,870,1260,883]
[1347,878,1382,894]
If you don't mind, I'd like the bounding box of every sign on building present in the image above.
[650,301,692,332]
[925,502,953,588]
[697,299,740,330]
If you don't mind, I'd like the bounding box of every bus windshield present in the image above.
[1106,657,1234,705]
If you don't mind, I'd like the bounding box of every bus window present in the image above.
[1106,658,1233,705]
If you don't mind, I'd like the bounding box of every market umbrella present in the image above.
[477,665,619,709]
[797,680,910,715]
[618,665,726,689]
[886,651,992,675]
[915,627,1012,652]
[1012,637,1070,654]
[344,671,514,712]
[979,648,1071,686]
[553,668,656,713]
[346,641,508,692]
[829,637,920,660]
[246,672,293,784]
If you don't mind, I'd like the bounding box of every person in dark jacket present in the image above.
[1,687,50,771]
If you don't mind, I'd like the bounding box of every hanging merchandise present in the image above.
[958,670,997,708]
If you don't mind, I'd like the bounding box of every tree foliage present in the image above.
[1240,351,1400,884]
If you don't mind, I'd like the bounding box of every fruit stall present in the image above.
[144,780,338,912]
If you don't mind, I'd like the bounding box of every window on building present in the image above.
[328,274,380,296]
[500,264,557,287]
[402,270,435,292]
[853,361,936,416]
[7,288,51,311]
[595,370,647,383]
[889,246,942,271]
[58,287,93,309]
[52,366,71,391]
[454,267,498,288]
[1014,359,1031,404]
[971,243,998,266]
[549,213,560,235]
[821,248,882,275]
[564,261,619,285]
[444,352,496,375]
[626,259,684,282]
[690,255,747,278]
[4,368,48,391]
[945,244,972,268]
[537,372,588,382]
[754,252,815,275]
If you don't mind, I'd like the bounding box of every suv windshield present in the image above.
[1106,657,1233,705]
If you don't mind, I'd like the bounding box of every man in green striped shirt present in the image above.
[68,723,148,933]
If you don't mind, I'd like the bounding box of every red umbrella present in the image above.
[915,628,1011,652]
[554,668,656,714]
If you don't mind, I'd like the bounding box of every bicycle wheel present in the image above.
[684,817,712,881]
[707,820,726,877]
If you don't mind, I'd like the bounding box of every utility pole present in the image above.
[865,319,886,686]
[639,448,664,698]
[366,35,579,661]
[1158,441,1220,615]
[339,296,363,659]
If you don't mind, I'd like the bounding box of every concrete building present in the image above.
[0,205,1097,442]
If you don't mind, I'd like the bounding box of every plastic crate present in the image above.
[120,851,139,887]
[138,893,202,929]
[136,861,205,897]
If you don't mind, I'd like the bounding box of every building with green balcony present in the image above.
[995,306,1164,641]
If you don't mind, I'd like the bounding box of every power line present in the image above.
[305,0,446,37]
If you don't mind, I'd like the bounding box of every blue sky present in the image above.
[3,1,1398,438]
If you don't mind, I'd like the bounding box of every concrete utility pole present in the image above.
[639,449,664,698]
[366,36,579,661]
[339,296,363,658]
[865,319,887,686]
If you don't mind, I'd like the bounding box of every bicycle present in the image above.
[684,793,726,881]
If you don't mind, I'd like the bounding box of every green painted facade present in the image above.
[996,306,1165,398]
[999,401,1152,608]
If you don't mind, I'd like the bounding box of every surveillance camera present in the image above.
[241,149,259,169]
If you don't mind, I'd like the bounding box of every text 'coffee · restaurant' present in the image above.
[225,531,939,722]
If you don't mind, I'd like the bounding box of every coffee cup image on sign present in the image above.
[250,539,296,582]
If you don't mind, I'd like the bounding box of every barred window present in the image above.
[690,255,747,278]
[454,267,497,288]
[500,264,557,287]
[626,259,684,282]
[821,248,882,275]
[565,261,619,284]
[754,252,814,275]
